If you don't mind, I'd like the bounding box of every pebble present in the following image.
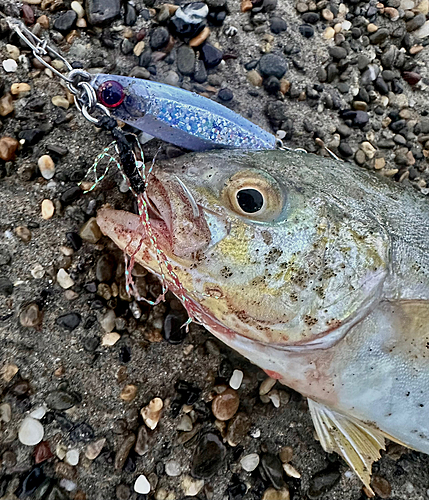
[10,82,31,96]
[135,425,149,456]
[120,384,138,402]
[133,41,146,57]
[177,45,196,76]
[57,268,74,289]
[406,13,426,31]
[165,460,181,476]
[190,26,211,46]
[182,476,204,496]
[15,226,32,243]
[85,438,106,460]
[247,70,263,87]
[41,199,55,220]
[71,1,85,18]
[52,96,70,109]
[270,17,287,34]
[141,397,163,429]
[102,332,121,346]
[261,453,285,489]
[79,218,102,243]
[283,462,301,478]
[19,303,42,327]
[19,417,44,446]
[241,453,260,472]
[30,406,46,419]
[226,412,251,446]
[34,441,53,463]
[212,388,239,421]
[192,432,226,478]
[414,20,429,38]
[229,369,243,389]
[87,0,121,25]
[150,27,170,50]
[371,475,392,498]
[0,93,15,116]
[46,389,80,410]
[3,59,18,72]
[177,414,193,431]
[53,11,77,33]
[0,137,19,161]
[0,403,12,423]
[259,53,288,79]
[308,468,341,497]
[37,154,55,179]
[262,487,290,500]
[134,474,151,495]
[56,312,81,331]
[361,141,377,158]
[171,2,208,38]
[115,433,136,470]
[200,43,223,68]
[65,449,79,466]
[299,24,314,37]
[6,44,20,60]
[323,27,335,39]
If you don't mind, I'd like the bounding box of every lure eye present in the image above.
[236,188,264,213]
[97,80,125,108]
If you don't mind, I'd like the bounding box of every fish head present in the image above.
[97,149,390,347]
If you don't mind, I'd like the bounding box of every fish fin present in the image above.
[308,398,386,494]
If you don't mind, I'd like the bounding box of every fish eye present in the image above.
[97,80,125,108]
[222,170,285,222]
[236,188,264,213]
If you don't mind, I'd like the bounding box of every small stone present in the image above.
[135,426,149,456]
[200,43,223,68]
[369,27,389,44]
[102,332,121,346]
[3,59,18,72]
[10,82,31,96]
[115,433,136,470]
[308,468,341,497]
[328,46,347,60]
[0,94,14,116]
[165,460,181,477]
[247,70,263,87]
[71,1,85,18]
[177,414,193,431]
[403,71,421,85]
[229,369,243,390]
[65,449,79,466]
[323,27,335,39]
[259,53,288,79]
[121,384,138,402]
[30,406,47,419]
[141,397,163,430]
[260,377,276,395]
[79,218,102,243]
[87,0,121,25]
[57,268,74,289]
[134,475,151,494]
[133,40,145,57]
[41,199,55,220]
[1,364,18,382]
[0,136,19,161]
[227,412,251,446]
[262,487,290,500]
[241,453,260,472]
[299,24,314,37]
[192,432,226,478]
[374,157,386,169]
[283,463,301,478]
[241,0,253,10]
[261,453,285,489]
[150,27,170,50]
[406,13,425,31]
[182,476,204,496]
[52,95,70,109]
[56,312,81,331]
[361,141,377,159]
[34,441,53,463]
[6,44,20,60]
[38,154,56,179]
[53,10,77,33]
[19,417,44,446]
[0,403,12,423]
[20,303,42,327]
[15,226,32,243]
[270,17,287,34]
[85,438,106,460]
[177,45,196,76]
[367,23,378,33]
[212,388,239,421]
[413,20,429,38]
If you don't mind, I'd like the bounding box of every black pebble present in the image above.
[301,12,319,24]
[299,24,314,38]
[53,10,77,33]
[218,88,233,101]
[200,43,223,68]
[124,2,137,25]
[163,312,188,344]
[270,16,287,34]
[66,231,82,251]
[70,422,95,442]
[18,467,45,497]
[192,432,226,479]
[83,336,100,352]
[260,453,285,489]
[150,27,170,50]
[60,186,81,206]
[338,142,354,157]
[18,129,44,145]
[264,75,281,94]
[56,312,81,331]
[0,276,13,296]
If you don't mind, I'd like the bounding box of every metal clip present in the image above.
[2,15,111,127]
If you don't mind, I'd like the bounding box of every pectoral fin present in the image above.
[308,399,385,494]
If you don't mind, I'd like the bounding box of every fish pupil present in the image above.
[236,189,264,213]
[98,81,125,108]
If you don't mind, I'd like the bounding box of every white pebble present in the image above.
[342,20,351,30]
[71,0,85,18]
[165,460,181,477]
[240,453,260,472]
[41,199,55,220]
[100,309,116,332]
[268,390,280,408]
[60,479,77,492]
[6,44,20,60]
[134,474,151,494]
[0,403,12,423]
[102,332,121,346]
[250,428,261,438]
[18,417,44,446]
[57,268,74,289]
[65,449,80,466]
[181,476,204,496]
[31,264,45,279]
[29,405,46,419]
[229,369,244,390]
[3,59,18,72]
[283,462,301,479]
[38,154,56,179]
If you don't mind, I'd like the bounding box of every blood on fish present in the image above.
[264,370,283,380]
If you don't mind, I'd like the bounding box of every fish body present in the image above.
[97,149,429,487]
[90,75,277,151]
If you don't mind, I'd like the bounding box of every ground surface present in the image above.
[1,0,429,499]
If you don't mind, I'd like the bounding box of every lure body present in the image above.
[91,74,277,151]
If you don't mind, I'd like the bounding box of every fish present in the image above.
[96,148,429,492]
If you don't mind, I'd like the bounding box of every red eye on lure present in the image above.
[97,80,125,108]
